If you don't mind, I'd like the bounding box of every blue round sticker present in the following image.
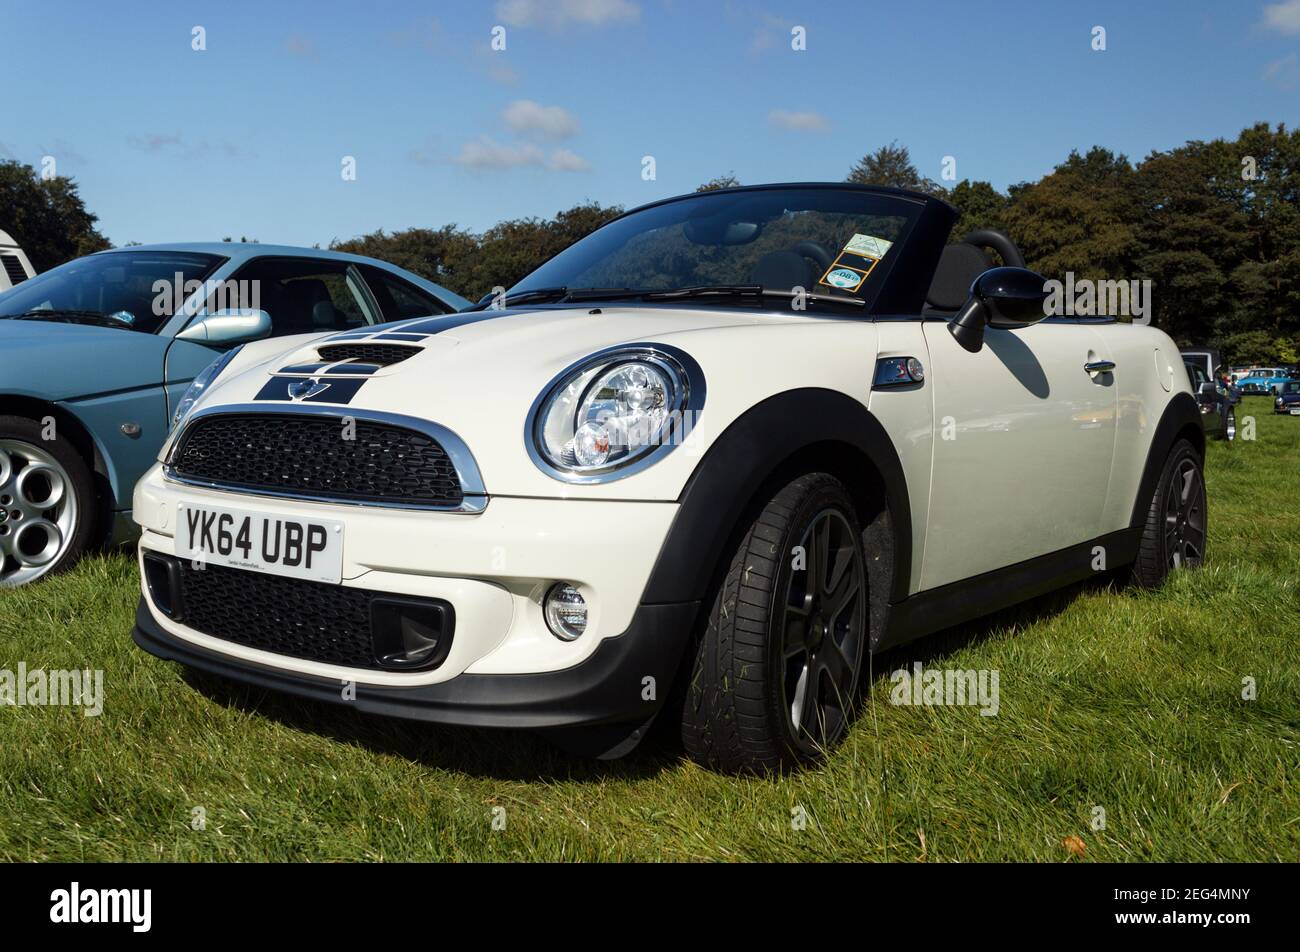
[825,268,861,289]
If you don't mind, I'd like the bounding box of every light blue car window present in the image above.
[0,251,222,334]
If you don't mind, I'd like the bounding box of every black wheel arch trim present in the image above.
[641,387,913,607]
[1128,391,1204,530]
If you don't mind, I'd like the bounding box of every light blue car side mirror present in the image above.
[177,309,272,344]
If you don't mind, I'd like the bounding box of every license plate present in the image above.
[1291,408,1300,416]
[176,503,344,583]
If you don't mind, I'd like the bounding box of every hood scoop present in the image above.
[316,342,422,366]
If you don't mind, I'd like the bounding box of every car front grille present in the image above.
[1,254,27,285]
[317,343,421,365]
[170,413,464,507]
[146,554,451,671]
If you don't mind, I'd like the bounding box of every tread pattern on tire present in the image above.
[1131,437,1200,589]
[681,473,848,773]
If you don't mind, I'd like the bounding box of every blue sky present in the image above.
[2,0,1298,247]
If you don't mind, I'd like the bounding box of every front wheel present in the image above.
[681,473,868,773]
[0,416,97,587]
[1130,438,1207,588]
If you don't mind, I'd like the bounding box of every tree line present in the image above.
[2,121,1295,365]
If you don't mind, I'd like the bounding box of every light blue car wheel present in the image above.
[0,438,83,586]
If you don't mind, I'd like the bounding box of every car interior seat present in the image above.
[923,229,1026,315]
[279,279,341,332]
[748,250,816,292]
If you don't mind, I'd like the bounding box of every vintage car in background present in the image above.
[1274,380,1300,415]
[1236,368,1290,395]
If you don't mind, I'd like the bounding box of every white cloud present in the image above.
[547,148,591,172]
[1264,52,1299,87]
[768,109,830,132]
[453,136,546,169]
[1262,0,1300,33]
[503,99,580,140]
[495,0,639,28]
[449,137,590,172]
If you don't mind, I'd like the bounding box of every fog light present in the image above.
[544,583,588,641]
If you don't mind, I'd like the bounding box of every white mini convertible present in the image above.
[131,184,1206,772]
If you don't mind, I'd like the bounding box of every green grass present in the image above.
[1,396,1296,861]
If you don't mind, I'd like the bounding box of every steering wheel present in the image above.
[790,240,834,272]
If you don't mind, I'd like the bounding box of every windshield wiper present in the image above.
[756,289,866,311]
[641,284,765,301]
[7,309,134,328]
[468,287,569,310]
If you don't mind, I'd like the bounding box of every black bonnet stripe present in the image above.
[254,377,367,404]
[401,310,522,335]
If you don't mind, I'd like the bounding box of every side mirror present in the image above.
[177,309,272,344]
[948,267,1049,353]
[1199,381,1217,397]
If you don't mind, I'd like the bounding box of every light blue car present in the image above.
[1236,369,1293,396]
[0,243,469,586]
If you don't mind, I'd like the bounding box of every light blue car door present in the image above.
[54,331,172,513]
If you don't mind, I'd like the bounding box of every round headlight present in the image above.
[528,344,705,482]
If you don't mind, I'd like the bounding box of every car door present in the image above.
[918,319,1118,590]
[163,257,381,420]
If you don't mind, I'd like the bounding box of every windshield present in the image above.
[505,187,922,313]
[1284,382,1300,394]
[0,250,223,333]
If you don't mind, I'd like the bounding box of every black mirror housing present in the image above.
[948,266,1050,353]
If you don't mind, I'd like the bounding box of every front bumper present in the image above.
[133,595,697,736]
[131,460,699,748]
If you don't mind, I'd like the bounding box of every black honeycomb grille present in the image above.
[167,557,416,670]
[171,413,463,506]
[317,343,421,365]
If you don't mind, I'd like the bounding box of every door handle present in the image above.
[1085,360,1116,374]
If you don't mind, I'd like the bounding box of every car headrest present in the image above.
[748,250,814,293]
[925,242,993,311]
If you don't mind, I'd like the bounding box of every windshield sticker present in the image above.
[816,235,892,293]
[845,233,893,259]
[820,264,869,291]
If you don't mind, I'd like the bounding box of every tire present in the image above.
[1129,438,1206,588]
[681,473,868,773]
[0,415,97,587]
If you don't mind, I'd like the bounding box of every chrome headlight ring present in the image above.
[526,342,706,484]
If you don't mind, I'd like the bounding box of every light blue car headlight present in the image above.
[172,346,243,432]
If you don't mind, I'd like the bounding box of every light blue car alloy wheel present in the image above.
[0,440,80,587]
